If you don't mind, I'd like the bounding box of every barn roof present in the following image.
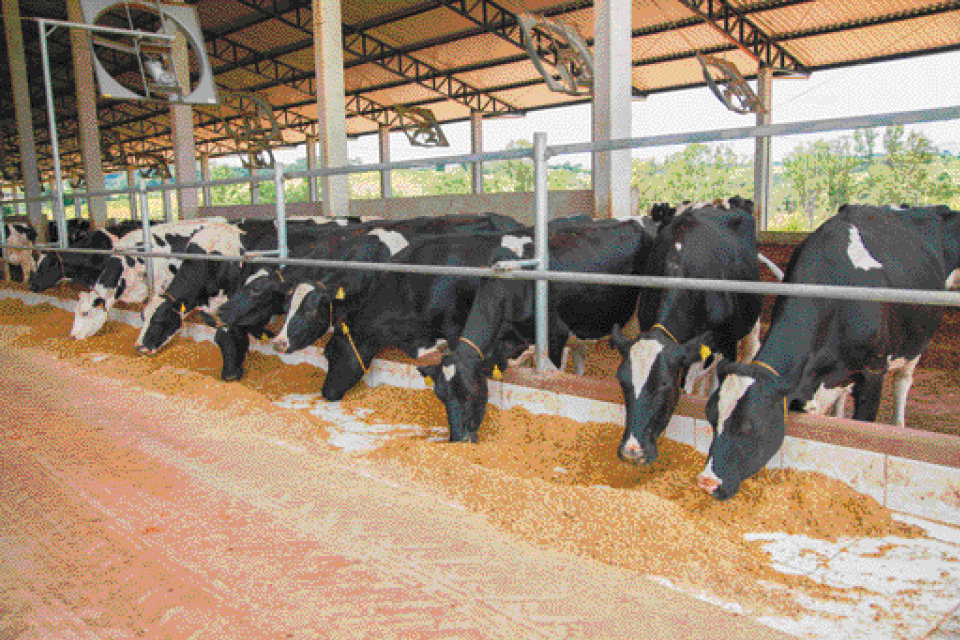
[2,0,960,180]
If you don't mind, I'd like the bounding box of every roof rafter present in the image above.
[229,0,522,116]
[676,0,809,73]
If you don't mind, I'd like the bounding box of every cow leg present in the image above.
[559,336,589,376]
[215,326,251,382]
[889,354,920,427]
[851,371,884,422]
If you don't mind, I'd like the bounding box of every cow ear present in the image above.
[609,323,633,355]
[680,331,713,367]
[92,297,106,309]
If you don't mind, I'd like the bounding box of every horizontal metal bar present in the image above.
[22,245,960,309]
[549,105,960,157]
[8,105,958,205]
[33,17,176,41]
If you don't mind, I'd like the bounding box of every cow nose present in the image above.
[696,473,721,494]
[618,441,648,465]
[272,336,289,352]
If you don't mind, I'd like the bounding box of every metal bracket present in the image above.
[82,0,218,105]
[135,153,171,180]
[518,14,593,97]
[394,106,449,148]
[697,53,764,115]
[69,174,86,190]
[200,91,281,168]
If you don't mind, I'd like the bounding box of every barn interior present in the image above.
[1,2,960,638]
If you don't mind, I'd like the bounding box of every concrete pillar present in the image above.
[306,135,320,203]
[753,66,774,232]
[199,153,212,207]
[66,0,108,230]
[313,0,350,218]
[169,0,199,219]
[4,0,45,240]
[127,168,139,220]
[592,0,632,219]
[378,126,392,199]
[470,111,483,194]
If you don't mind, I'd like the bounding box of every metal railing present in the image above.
[4,103,960,372]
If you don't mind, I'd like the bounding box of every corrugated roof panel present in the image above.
[787,11,960,66]
[456,60,544,91]
[415,33,526,71]
[751,0,956,38]
[371,7,479,49]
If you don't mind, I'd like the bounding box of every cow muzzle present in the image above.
[617,433,655,466]
[696,472,721,495]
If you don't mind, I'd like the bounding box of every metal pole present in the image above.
[162,178,173,222]
[138,178,154,293]
[37,21,69,250]
[0,197,9,280]
[274,164,288,259]
[533,132,550,373]
[754,65,773,231]
[128,168,139,220]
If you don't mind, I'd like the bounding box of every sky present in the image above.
[260,48,960,171]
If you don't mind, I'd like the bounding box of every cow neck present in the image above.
[752,310,818,383]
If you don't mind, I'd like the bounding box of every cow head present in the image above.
[136,295,183,354]
[274,283,335,354]
[700,359,790,500]
[216,268,289,328]
[320,321,374,401]
[70,291,109,340]
[611,323,712,465]
[417,343,489,443]
[29,252,64,292]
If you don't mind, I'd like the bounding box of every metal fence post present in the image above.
[138,178,154,293]
[533,132,550,373]
[274,164,288,259]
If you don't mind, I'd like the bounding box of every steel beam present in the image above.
[677,0,807,73]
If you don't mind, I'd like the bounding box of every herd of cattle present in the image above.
[4,199,959,500]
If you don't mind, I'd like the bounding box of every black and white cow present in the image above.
[2,221,38,281]
[212,213,526,380]
[417,219,659,442]
[28,221,142,293]
[609,198,764,467]
[70,218,225,339]
[317,231,538,404]
[47,218,93,246]
[698,204,960,500]
[134,218,365,358]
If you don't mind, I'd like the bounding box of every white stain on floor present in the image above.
[746,520,960,640]
[273,393,446,454]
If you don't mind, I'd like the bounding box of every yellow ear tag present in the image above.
[700,345,711,361]
[336,287,345,300]
[179,303,186,315]
[424,376,434,386]
[341,323,350,335]
[492,365,503,380]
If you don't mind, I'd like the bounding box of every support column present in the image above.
[66,0,108,229]
[306,135,320,203]
[199,153,212,208]
[127,167,139,220]
[162,180,173,222]
[169,0,199,220]
[4,0,45,240]
[378,125,392,199]
[592,0,632,220]
[313,0,350,218]
[249,163,261,204]
[753,65,774,232]
[470,111,483,194]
